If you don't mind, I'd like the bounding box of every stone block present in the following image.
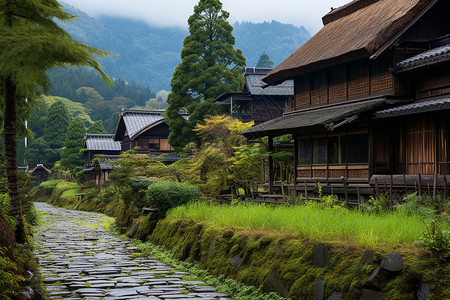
[230,255,242,268]
[357,250,375,269]
[364,267,389,290]
[16,287,34,300]
[380,253,404,272]
[262,269,289,297]
[328,291,342,300]
[416,283,430,300]
[314,279,324,300]
[361,289,384,300]
[313,244,330,268]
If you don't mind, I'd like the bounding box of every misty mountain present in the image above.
[59,4,310,92]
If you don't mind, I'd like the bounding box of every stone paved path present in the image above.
[34,202,231,300]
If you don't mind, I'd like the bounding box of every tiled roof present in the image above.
[245,68,293,96]
[120,109,188,140]
[85,134,121,151]
[394,44,450,73]
[373,97,450,119]
[243,99,386,139]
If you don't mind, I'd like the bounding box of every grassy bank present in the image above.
[168,202,428,250]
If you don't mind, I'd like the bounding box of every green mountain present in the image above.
[58,4,310,92]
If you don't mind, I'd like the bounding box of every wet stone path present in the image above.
[34,202,231,300]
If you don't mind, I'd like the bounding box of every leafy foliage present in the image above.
[166,0,246,149]
[190,115,260,196]
[43,100,71,150]
[47,66,154,106]
[420,216,449,260]
[0,247,26,299]
[146,181,201,217]
[87,120,106,134]
[60,118,86,169]
[256,52,274,68]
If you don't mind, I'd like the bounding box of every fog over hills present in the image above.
[59,5,310,92]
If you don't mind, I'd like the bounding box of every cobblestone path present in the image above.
[34,202,231,300]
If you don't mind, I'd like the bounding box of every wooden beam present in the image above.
[268,136,274,194]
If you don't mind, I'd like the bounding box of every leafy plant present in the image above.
[0,247,26,299]
[420,216,450,260]
[146,181,201,217]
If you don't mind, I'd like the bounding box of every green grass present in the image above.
[60,188,79,198]
[39,179,61,187]
[168,202,427,249]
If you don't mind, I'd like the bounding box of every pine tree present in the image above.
[87,120,106,134]
[61,118,86,169]
[0,0,110,245]
[44,101,71,150]
[256,53,274,68]
[166,0,246,149]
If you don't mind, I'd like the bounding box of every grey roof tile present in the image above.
[120,109,188,140]
[395,44,450,72]
[243,99,385,139]
[85,134,121,151]
[373,97,450,119]
[245,68,293,96]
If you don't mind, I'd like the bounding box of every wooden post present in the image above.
[281,182,285,202]
[444,175,448,201]
[375,177,380,197]
[293,134,298,199]
[427,183,431,197]
[331,185,334,195]
[357,186,361,207]
[403,173,407,195]
[433,173,438,199]
[304,181,308,200]
[343,177,348,204]
[390,174,393,206]
[268,136,274,195]
[418,174,422,196]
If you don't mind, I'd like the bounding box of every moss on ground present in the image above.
[148,217,449,300]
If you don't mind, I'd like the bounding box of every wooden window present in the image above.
[149,138,160,150]
[297,138,312,165]
[328,135,347,164]
[312,137,327,164]
[347,134,368,163]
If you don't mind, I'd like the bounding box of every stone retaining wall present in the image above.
[134,216,448,300]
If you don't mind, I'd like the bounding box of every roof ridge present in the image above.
[322,0,380,25]
[85,133,114,138]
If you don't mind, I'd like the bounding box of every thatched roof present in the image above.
[263,0,436,85]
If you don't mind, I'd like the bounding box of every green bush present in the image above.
[146,181,201,217]
[421,216,450,260]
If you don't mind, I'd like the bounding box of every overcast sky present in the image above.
[62,0,350,34]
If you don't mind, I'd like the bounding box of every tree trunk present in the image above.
[4,75,26,244]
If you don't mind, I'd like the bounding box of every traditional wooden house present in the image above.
[28,164,52,182]
[114,109,188,155]
[243,0,450,197]
[214,67,294,123]
[83,133,121,184]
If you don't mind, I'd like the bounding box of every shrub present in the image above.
[421,216,450,260]
[146,181,201,217]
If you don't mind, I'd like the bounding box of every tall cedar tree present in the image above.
[87,120,106,134]
[256,53,274,68]
[166,0,246,149]
[60,118,86,169]
[44,100,71,150]
[0,0,110,245]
